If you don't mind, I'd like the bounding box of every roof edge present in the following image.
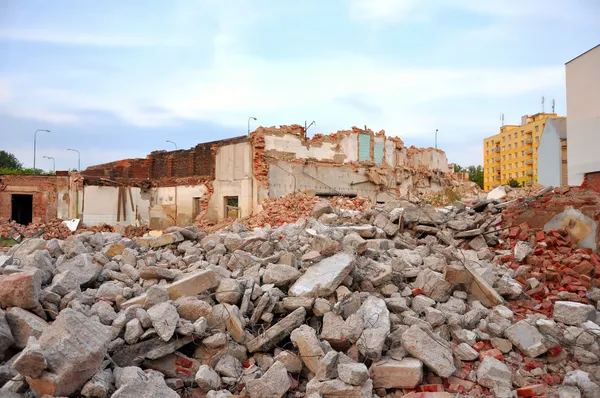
[566,44,600,65]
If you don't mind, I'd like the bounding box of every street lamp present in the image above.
[166,140,177,150]
[248,117,257,135]
[435,129,438,150]
[67,148,81,171]
[43,156,55,173]
[33,129,50,175]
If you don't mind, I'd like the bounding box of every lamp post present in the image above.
[305,121,316,139]
[33,129,50,174]
[248,117,257,135]
[166,140,177,150]
[435,129,438,150]
[67,148,81,171]
[43,156,55,173]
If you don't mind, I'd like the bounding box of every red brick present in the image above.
[516,384,546,397]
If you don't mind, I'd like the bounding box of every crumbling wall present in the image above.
[582,171,600,193]
[406,147,450,172]
[82,186,150,226]
[0,175,70,224]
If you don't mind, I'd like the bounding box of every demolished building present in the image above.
[1,126,460,229]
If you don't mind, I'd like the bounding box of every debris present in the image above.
[553,301,597,326]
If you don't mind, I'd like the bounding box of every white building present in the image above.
[538,117,567,187]
[566,44,600,186]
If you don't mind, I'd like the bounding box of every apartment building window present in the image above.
[508,144,512,149]
[521,140,524,146]
[508,154,512,160]
[502,137,505,142]
[503,165,506,170]
[503,156,506,161]
[502,146,505,151]
[535,125,539,132]
[522,171,526,177]
[486,151,489,156]
[486,142,489,147]
[514,133,518,139]
[521,151,525,156]
[502,174,506,179]
[522,161,524,167]
[509,173,512,178]
[536,137,539,143]
[515,142,518,148]
[521,130,524,136]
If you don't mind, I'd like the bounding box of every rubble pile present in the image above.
[0,189,599,398]
[198,194,373,232]
[0,220,149,243]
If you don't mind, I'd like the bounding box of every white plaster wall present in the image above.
[340,133,358,162]
[537,128,561,187]
[209,142,254,220]
[566,46,600,185]
[83,186,149,226]
[385,140,396,167]
[264,135,337,161]
[57,190,69,219]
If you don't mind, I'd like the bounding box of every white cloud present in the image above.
[7,108,80,125]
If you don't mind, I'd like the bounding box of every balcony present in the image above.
[493,156,501,162]
[493,147,500,153]
[525,159,533,165]
[524,138,533,144]
[525,130,533,135]
[524,180,533,186]
[494,174,501,180]
[494,165,501,171]
[524,148,533,155]
[526,170,534,176]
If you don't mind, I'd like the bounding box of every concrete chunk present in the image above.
[6,307,48,350]
[12,337,47,378]
[338,362,369,386]
[371,357,422,389]
[504,320,548,357]
[0,309,15,360]
[291,325,325,374]
[402,325,455,377]
[26,309,112,397]
[246,360,291,398]
[147,302,179,342]
[0,268,42,309]
[121,270,218,308]
[553,301,596,325]
[357,296,390,361]
[476,356,512,389]
[306,377,373,398]
[246,307,306,353]
[134,232,184,248]
[289,253,354,297]
[414,269,454,301]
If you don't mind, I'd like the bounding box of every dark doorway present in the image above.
[11,194,33,225]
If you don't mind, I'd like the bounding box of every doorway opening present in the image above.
[192,197,201,220]
[11,194,33,225]
[224,196,239,219]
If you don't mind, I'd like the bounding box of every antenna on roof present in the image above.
[541,96,545,113]
[552,98,555,113]
[500,113,504,127]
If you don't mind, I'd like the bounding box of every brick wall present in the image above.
[0,175,70,223]
[583,172,600,193]
[84,136,248,182]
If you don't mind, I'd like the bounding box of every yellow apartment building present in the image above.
[483,113,564,191]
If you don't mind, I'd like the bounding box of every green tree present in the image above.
[454,164,484,189]
[0,150,22,170]
[508,178,521,188]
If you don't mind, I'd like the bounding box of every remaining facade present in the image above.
[1,126,460,227]
[537,117,568,187]
[566,44,600,187]
[482,112,564,191]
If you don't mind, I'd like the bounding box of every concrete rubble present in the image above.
[0,186,599,397]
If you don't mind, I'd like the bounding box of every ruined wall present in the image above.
[82,186,150,227]
[582,172,600,193]
[405,147,450,172]
[0,175,70,224]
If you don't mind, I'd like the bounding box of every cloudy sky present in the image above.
[1,0,598,171]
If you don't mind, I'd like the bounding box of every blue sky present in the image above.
[1,0,599,171]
